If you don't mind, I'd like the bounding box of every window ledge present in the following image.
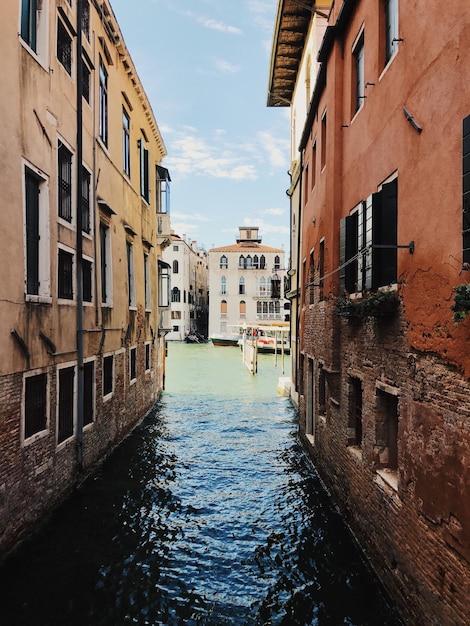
[26,295,52,305]
[103,392,113,403]
[305,433,315,446]
[347,445,363,463]
[375,468,399,494]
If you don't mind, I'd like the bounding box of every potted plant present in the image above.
[451,284,470,323]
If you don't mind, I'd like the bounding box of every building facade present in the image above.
[163,233,209,340]
[268,1,470,624]
[0,0,171,559]
[208,228,288,339]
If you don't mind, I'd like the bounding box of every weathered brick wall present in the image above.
[298,299,470,626]
[0,339,162,561]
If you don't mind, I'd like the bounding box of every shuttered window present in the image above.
[58,366,74,444]
[58,142,73,222]
[25,171,40,295]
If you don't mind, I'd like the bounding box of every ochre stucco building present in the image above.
[0,0,172,558]
[268,1,470,624]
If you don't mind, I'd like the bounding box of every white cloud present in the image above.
[197,16,242,35]
[214,59,241,74]
[257,130,289,169]
[172,211,211,222]
[261,208,286,216]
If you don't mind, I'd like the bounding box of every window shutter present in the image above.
[340,214,358,295]
[463,116,470,263]
[373,180,397,288]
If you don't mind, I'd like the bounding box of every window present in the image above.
[274,255,280,270]
[260,255,266,270]
[463,115,470,264]
[81,167,91,233]
[375,389,398,471]
[144,253,150,310]
[82,61,90,104]
[321,111,327,170]
[58,142,73,223]
[25,166,50,298]
[246,255,252,268]
[58,248,73,300]
[129,347,137,382]
[21,0,38,50]
[340,178,398,294]
[221,276,227,295]
[309,251,315,304]
[171,287,180,303]
[173,245,179,252]
[239,255,245,269]
[221,300,227,316]
[145,343,151,372]
[239,276,245,295]
[102,354,113,398]
[58,365,75,444]
[240,300,246,317]
[99,58,108,146]
[83,360,94,426]
[158,261,170,307]
[304,165,309,204]
[82,0,90,41]
[83,258,92,302]
[123,109,131,177]
[57,19,72,75]
[99,222,112,305]
[311,140,317,189]
[126,241,136,307]
[259,277,266,296]
[172,260,179,274]
[319,241,325,301]
[156,166,171,214]
[253,255,259,269]
[171,311,182,319]
[384,0,399,66]
[24,372,48,440]
[353,31,365,114]
[257,300,281,319]
[348,378,363,447]
[220,255,228,269]
[139,137,150,202]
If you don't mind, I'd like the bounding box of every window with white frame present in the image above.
[57,18,72,75]
[57,364,75,444]
[83,359,94,426]
[99,222,112,305]
[239,276,245,295]
[123,108,131,177]
[102,354,113,398]
[126,240,136,308]
[129,346,137,383]
[99,58,108,146]
[81,166,91,233]
[82,257,93,303]
[340,177,398,294]
[20,0,48,61]
[24,164,50,298]
[221,276,227,294]
[144,252,151,310]
[158,261,170,307]
[384,0,399,66]
[353,31,365,115]
[58,141,73,223]
[139,135,150,202]
[58,246,74,300]
[220,255,228,269]
[23,371,48,441]
[156,166,170,214]
[171,287,180,303]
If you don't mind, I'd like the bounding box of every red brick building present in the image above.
[269,1,470,623]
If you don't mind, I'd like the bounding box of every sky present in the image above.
[110,0,290,253]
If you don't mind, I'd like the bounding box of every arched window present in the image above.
[239,300,246,317]
[221,299,227,315]
[172,259,179,274]
[267,277,272,296]
[274,255,280,270]
[221,276,227,294]
[246,255,252,268]
[171,287,180,302]
[239,276,245,295]
[253,255,259,269]
[260,255,266,269]
[220,255,228,269]
[238,255,245,268]
[259,276,266,295]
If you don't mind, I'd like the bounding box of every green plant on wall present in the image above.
[451,284,470,323]
[337,290,399,318]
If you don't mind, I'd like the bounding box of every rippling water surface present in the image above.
[0,343,401,625]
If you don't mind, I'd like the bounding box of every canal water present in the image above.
[0,343,402,625]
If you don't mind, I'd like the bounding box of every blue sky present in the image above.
[110,0,290,253]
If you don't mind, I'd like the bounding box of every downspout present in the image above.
[76,0,84,473]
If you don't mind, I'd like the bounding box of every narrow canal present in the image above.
[0,343,402,625]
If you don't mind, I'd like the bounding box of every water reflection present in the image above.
[0,344,401,625]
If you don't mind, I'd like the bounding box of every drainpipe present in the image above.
[76,0,84,473]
